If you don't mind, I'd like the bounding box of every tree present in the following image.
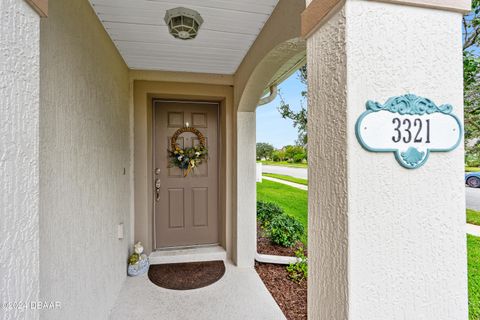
[256,142,274,160]
[272,149,286,162]
[463,1,480,165]
[278,65,308,147]
[284,145,306,162]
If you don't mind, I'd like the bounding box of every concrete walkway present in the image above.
[262,165,307,179]
[467,187,480,211]
[262,175,308,191]
[109,260,286,320]
[467,223,480,237]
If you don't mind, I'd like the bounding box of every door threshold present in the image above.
[149,245,226,265]
[155,243,220,251]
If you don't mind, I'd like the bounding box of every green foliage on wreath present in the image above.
[168,144,208,171]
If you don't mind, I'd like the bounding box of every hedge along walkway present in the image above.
[257,179,308,244]
[262,176,308,191]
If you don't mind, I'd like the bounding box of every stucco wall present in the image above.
[39,0,130,319]
[308,1,468,319]
[235,112,257,267]
[307,6,348,319]
[234,0,305,112]
[347,2,467,318]
[0,1,40,319]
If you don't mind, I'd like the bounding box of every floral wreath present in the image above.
[168,126,208,177]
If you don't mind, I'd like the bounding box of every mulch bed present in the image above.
[255,225,307,320]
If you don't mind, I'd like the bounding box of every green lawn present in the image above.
[257,179,308,243]
[257,179,480,317]
[263,173,308,186]
[469,235,480,320]
[467,167,480,172]
[258,160,308,169]
[468,209,480,226]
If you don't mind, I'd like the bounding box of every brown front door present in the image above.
[153,101,219,249]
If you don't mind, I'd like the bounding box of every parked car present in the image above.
[466,172,480,188]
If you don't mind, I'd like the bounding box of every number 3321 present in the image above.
[392,118,431,144]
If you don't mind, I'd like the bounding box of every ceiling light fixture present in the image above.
[164,7,204,40]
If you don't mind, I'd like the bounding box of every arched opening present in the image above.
[234,31,307,274]
[255,67,309,318]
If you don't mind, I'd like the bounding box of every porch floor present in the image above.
[109,260,286,320]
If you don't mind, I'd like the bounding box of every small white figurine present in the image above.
[128,242,149,276]
[134,242,144,255]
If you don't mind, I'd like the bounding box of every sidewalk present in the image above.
[262,176,308,191]
[467,223,480,237]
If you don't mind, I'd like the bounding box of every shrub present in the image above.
[268,214,304,247]
[257,201,283,227]
[284,145,306,160]
[272,150,285,162]
[286,247,308,283]
[466,153,480,167]
[293,153,306,163]
[272,153,280,161]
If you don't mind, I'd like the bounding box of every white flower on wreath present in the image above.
[178,155,183,161]
[195,151,200,157]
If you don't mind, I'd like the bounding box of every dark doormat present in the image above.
[148,260,226,290]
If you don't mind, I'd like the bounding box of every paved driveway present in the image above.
[261,165,308,179]
[467,187,480,211]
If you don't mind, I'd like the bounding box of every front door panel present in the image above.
[153,101,219,249]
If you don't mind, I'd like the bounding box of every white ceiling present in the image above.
[89,0,279,74]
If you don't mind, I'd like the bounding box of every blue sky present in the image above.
[256,71,306,149]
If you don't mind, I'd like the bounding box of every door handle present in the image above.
[155,178,161,201]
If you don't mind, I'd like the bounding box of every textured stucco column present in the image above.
[307,1,468,319]
[236,112,257,267]
[0,1,40,320]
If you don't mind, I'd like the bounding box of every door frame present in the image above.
[133,80,234,257]
[151,99,222,251]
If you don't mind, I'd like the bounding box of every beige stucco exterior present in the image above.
[306,1,468,318]
[0,0,470,318]
[131,0,307,265]
[234,0,306,112]
[39,0,130,319]
[1,2,40,320]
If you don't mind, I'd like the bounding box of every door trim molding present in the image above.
[25,0,48,17]
[151,99,221,250]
